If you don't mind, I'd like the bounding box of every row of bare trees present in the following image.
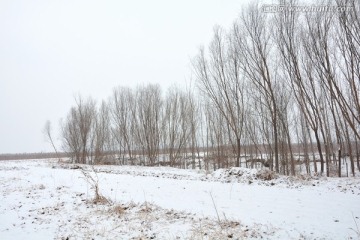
[60,85,201,168]
[193,0,359,176]
[57,0,359,176]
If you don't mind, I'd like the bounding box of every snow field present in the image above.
[0,160,359,239]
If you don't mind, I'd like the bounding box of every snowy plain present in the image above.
[0,159,359,239]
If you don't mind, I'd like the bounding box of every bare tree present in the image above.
[110,87,136,164]
[163,86,192,167]
[193,26,246,168]
[43,120,61,161]
[134,84,162,166]
[92,100,111,164]
[61,95,96,164]
[187,86,200,169]
[233,4,280,172]
[334,0,360,141]
[61,107,81,163]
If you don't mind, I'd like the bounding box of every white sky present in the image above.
[0,0,254,154]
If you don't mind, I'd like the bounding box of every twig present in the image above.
[210,192,222,228]
[350,212,360,237]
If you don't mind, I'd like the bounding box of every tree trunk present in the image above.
[314,130,324,175]
[236,138,240,167]
[338,148,341,177]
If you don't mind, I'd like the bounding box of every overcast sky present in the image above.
[0,0,258,154]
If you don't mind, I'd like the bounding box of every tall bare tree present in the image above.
[134,84,162,166]
[61,95,96,164]
[110,87,136,164]
[233,4,280,172]
[163,86,192,167]
[91,100,111,164]
[193,26,246,168]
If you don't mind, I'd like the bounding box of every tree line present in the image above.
[56,0,359,177]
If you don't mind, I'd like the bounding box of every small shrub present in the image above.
[81,166,110,205]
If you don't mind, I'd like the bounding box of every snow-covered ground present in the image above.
[0,160,359,239]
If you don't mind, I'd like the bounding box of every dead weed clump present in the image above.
[113,205,126,215]
[92,191,110,205]
[110,202,137,216]
[256,169,277,181]
[138,202,154,213]
[190,220,275,240]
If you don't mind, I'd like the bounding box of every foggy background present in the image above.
[0,0,251,153]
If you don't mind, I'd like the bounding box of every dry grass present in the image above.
[112,205,127,215]
[80,166,111,205]
[189,220,247,240]
[92,190,110,204]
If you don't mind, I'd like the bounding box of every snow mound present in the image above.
[211,167,278,183]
